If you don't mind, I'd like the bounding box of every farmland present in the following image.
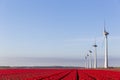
[0,68,120,80]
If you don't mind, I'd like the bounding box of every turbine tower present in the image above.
[89,50,92,68]
[104,22,109,68]
[93,41,97,68]
[87,54,89,68]
[85,56,87,68]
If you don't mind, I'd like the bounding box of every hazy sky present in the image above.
[0,0,120,66]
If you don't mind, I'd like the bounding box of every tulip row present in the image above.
[0,68,120,80]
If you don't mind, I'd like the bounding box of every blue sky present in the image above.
[0,0,120,66]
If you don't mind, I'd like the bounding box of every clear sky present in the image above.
[0,0,120,66]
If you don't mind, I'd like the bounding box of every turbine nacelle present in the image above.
[93,44,97,47]
[104,31,109,36]
[89,50,92,53]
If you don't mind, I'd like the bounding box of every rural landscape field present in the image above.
[1,0,120,80]
[0,68,120,80]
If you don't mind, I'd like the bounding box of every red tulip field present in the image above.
[0,68,120,80]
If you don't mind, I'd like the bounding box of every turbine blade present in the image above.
[104,20,106,32]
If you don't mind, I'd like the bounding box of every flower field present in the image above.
[0,68,120,80]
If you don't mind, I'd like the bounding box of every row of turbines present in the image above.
[85,24,109,69]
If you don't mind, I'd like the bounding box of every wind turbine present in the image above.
[93,40,97,68]
[85,56,87,68]
[104,21,109,68]
[89,50,93,68]
[87,54,89,68]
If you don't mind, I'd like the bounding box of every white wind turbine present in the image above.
[93,41,97,68]
[103,21,109,68]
